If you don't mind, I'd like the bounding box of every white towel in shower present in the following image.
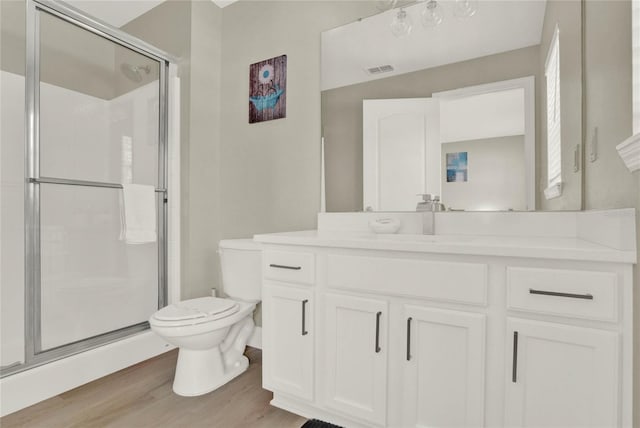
[120,184,157,244]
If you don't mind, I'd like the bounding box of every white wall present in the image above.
[182,1,223,299]
[582,2,640,424]
[219,1,376,242]
[439,89,525,143]
[441,136,526,211]
[0,70,25,367]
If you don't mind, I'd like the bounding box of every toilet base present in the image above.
[172,347,250,397]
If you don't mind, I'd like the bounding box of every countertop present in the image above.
[253,230,637,264]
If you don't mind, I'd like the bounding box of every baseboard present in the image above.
[0,331,174,417]
[248,326,262,349]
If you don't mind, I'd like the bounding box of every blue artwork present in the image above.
[446,152,468,183]
[249,86,284,112]
[249,55,287,123]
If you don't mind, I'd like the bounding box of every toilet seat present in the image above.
[151,297,239,327]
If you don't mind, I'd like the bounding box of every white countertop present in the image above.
[254,230,637,264]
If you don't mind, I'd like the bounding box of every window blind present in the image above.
[545,25,562,190]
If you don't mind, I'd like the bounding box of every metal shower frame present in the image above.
[2,0,176,377]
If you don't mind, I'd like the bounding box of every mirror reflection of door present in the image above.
[363,98,440,211]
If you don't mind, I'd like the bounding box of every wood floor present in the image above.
[1,348,307,428]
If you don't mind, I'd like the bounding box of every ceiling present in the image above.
[321,0,547,91]
[65,0,166,27]
[65,0,238,28]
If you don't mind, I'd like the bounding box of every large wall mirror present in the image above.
[321,0,583,212]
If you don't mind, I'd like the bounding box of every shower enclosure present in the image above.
[1,0,172,377]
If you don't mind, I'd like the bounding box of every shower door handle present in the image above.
[301,299,309,336]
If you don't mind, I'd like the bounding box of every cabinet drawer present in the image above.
[264,250,315,285]
[327,254,487,305]
[507,267,618,321]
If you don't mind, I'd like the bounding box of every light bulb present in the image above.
[391,8,413,38]
[453,0,478,19]
[421,0,444,28]
[375,0,398,12]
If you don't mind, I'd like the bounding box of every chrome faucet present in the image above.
[416,194,445,212]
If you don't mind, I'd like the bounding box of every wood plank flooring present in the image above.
[1,348,307,428]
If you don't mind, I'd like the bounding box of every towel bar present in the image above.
[28,177,166,193]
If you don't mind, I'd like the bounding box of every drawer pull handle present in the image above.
[375,311,382,353]
[269,263,302,271]
[529,288,593,300]
[406,317,412,361]
[301,299,309,336]
[512,331,518,383]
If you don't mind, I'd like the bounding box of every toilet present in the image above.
[149,238,262,396]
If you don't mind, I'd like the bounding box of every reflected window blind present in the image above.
[634,0,640,133]
[545,25,562,187]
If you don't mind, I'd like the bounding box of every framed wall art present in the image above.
[249,54,287,123]
[446,152,468,182]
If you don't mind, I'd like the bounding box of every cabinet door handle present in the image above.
[512,331,519,383]
[375,311,382,353]
[269,263,301,270]
[406,317,412,361]
[301,299,309,336]
[529,288,593,300]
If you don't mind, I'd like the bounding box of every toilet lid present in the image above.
[153,297,239,322]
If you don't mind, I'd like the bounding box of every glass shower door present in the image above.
[28,6,167,356]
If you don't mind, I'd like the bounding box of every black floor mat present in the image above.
[300,419,343,428]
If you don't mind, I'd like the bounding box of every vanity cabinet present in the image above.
[262,283,314,401]
[402,306,486,428]
[504,318,619,428]
[324,293,388,425]
[504,266,621,427]
[257,239,634,428]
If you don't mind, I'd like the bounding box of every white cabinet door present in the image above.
[504,318,619,428]
[325,293,388,426]
[402,306,486,428]
[262,283,314,401]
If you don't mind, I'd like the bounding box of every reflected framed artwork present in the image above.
[249,54,287,123]
[446,152,468,182]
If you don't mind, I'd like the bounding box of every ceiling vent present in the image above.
[365,65,395,75]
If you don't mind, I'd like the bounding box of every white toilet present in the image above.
[149,238,262,396]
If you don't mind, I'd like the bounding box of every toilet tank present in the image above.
[218,239,262,302]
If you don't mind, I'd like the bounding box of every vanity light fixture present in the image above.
[421,0,444,28]
[391,0,479,36]
[376,0,398,12]
[453,0,478,19]
[391,8,413,38]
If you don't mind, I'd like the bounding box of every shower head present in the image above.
[120,63,151,82]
